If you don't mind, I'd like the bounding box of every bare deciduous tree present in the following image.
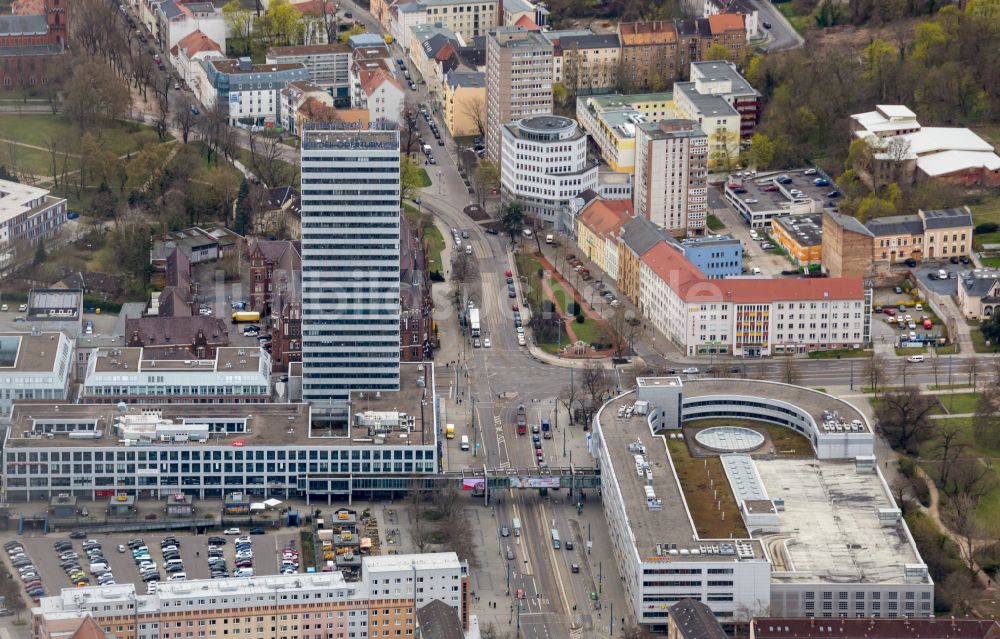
[864,353,887,396]
[559,373,580,426]
[965,357,981,390]
[930,351,942,388]
[780,357,800,385]
[481,623,515,639]
[581,362,612,409]
[400,98,421,157]
[174,95,199,145]
[246,127,295,187]
[944,493,986,576]
[609,308,644,360]
[932,421,967,492]
[408,482,430,553]
[621,624,653,639]
[459,96,487,138]
[948,458,997,502]
[875,388,938,454]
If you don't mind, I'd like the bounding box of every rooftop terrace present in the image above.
[598,390,763,558]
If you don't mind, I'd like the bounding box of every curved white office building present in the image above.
[590,377,932,632]
[500,115,598,231]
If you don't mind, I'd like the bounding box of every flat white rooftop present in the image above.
[362,552,462,572]
[0,179,52,223]
[756,458,925,585]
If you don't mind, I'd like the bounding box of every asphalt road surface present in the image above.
[129,0,994,633]
[751,0,804,50]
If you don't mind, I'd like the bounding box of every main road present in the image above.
[342,6,998,636]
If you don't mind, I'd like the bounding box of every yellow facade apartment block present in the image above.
[443,70,486,137]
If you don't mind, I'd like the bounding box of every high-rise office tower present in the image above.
[484,25,553,167]
[634,119,708,237]
[300,123,401,408]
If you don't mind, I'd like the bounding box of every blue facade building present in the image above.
[677,235,742,278]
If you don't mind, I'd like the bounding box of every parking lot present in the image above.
[7,529,300,595]
[913,262,976,296]
[706,189,789,276]
[871,286,943,344]
[724,168,839,229]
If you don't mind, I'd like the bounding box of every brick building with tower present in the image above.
[0,0,68,87]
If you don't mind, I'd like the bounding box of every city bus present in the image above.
[232,311,261,323]
[551,529,560,549]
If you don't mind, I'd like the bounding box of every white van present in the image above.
[460,435,470,451]
[545,234,554,244]
[907,355,924,363]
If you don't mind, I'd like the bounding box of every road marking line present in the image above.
[537,500,573,616]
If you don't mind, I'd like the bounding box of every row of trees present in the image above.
[746,0,1000,177]
[546,0,685,26]
[73,0,171,116]
[875,359,1000,612]
[223,0,346,56]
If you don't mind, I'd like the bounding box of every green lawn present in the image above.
[233,147,300,185]
[425,224,444,275]
[402,203,445,277]
[515,256,610,350]
[0,114,159,157]
[416,168,432,187]
[971,195,1000,251]
[569,315,608,345]
[807,348,872,359]
[895,346,927,355]
[916,416,1000,530]
[684,418,813,456]
[667,439,748,539]
[706,214,726,231]
[3,145,56,178]
[869,396,944,415]
[549,280,577,314]
[918,417,999,458]
[971,327,1000,353]
[515,253,546,310]
[775,4,812,34]
[937,392,980,414]
[546,279,608,346]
